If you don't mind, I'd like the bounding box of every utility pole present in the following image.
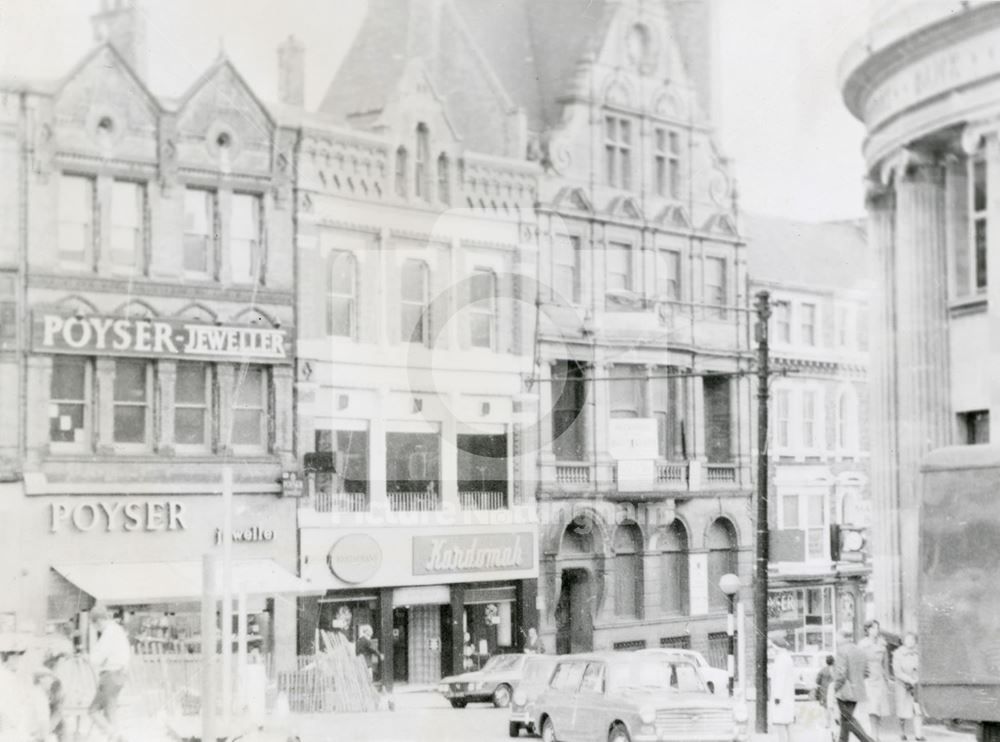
[754,290,771,733]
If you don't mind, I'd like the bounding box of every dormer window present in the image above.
[415,123,430,200]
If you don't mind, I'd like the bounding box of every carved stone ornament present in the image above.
[961,117,1000,155]
[878,147,940,186]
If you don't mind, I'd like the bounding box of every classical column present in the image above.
[865,178,901,632]
[891,151,952,633]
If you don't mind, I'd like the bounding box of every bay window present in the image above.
[607,242,632,292]
[657,250,681,301]
[652,370,686,460]
[781,493,828,561]
[704,257,726,315]
[553,235,580,304]
[327,251,357,338]
[774,389,791,448]
[609,365,642,419]
[801,389,818,449]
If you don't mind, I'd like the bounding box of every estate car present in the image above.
[533,652,748,742]
[439,653,530,708]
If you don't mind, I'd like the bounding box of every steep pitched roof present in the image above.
[744,214,870,293]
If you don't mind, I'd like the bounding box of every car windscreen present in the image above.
[523,657,557,682]
[482,654,522,673]
[607,657,707,694]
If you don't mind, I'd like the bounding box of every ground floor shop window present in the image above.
[767,585,836,652]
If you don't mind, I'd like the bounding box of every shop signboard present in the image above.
[412,532,534,576]
[328,534,383,584]
[32,312,293,363]
[767,589,800,627]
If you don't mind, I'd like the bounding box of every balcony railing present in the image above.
[313,491,369,513]
[705,464,738,484]
[458,490,508,510]
[388,490,442,512]
[656,462,687,484]
[555,463,591,485]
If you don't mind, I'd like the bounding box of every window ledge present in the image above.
[949,296,987,317]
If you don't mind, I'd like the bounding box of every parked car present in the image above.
[508,654,557,737]
[534,651,749,742]
[438,653,528,708]
[639,648,731,696]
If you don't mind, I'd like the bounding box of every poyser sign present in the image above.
[33,313,292,363]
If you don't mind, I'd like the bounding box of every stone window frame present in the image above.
[49,355,94,453]
[57,173,97,270]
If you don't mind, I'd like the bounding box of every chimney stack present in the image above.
[91,0,147,80]
[277,36,306,108]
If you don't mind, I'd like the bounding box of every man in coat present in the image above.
[834,626,877,742]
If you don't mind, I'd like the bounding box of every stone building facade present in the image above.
[841,0,1000,633]
[745,215,872,647]
[0,20,302,667]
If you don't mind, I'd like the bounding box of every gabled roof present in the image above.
[321,0,699,149]
[744,214,870,292]
[177,54,275,130]
[55,42,160,115]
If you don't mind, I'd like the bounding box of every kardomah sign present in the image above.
[32,313,292,363]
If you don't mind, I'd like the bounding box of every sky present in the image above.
[0,0,885,222]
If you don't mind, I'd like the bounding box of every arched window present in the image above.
[836,388,857,451]
[660,521,689,616]
[400,259,429,345]
[414,124,430,199]
[327,251,357,338]
[437,153,450,204]
[614,523,643,618]
[395,146,408,197]
[706,518,738,613]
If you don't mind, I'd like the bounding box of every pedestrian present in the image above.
[768,636,796,742]
[355,625,382,682]
[892,633,925,741]
[834,626,877,742]
[88,605,130,742]
[0,632,50,742]
[815,654,836,729]
[858,620,892,741]
[524,627,544,655]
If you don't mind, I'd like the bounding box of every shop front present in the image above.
[9,492,303,669]
[298,524,539,689]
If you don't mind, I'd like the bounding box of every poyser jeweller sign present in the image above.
[32,313,292,363]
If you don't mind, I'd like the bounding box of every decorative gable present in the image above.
[53,44,160,163]
[553,186,593,213]
[175,58,275,176]
[656,204,691,230]
[702,212,739,237]
[607,196,643,221]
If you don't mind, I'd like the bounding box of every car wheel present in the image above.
[493,684,513,708]
[706,680,715,694]
[449,699,467,709]
[608,722,631,742]
[541,717,557,742]
[509,720,522,738]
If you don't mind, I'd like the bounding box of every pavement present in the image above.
[102,691,979,742]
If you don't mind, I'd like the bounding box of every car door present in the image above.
[547,660,586,736]
[573,661,608,742]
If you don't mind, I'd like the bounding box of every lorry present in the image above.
[920,445,1000,742]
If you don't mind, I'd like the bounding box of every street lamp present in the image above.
[719,573,741,697]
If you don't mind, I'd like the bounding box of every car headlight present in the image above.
[437,683,448,693]
[639,705,656,724]
[513,689,527,706]
[733,703,749,724]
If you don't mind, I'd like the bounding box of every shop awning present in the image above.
[52,559,319,605]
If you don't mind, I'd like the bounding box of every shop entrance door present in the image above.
[555,568,593,654]
[392,607,409,684]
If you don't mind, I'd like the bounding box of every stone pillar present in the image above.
[157,360,176,455]
[271,365,294,468]
[865,181,901,633]
[892,152,952,633]
[216,364,235,455]
[95,358,116,455]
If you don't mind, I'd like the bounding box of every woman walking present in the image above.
[858,620,892,741]
[892,633,925,741]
